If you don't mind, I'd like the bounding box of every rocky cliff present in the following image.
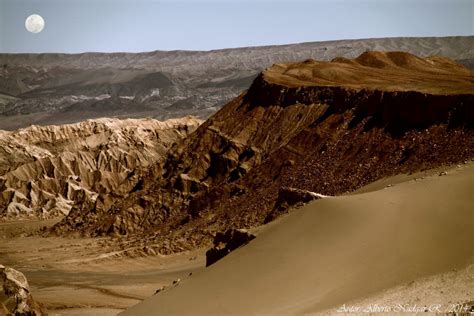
[51,51,474,253]
[0,117,201,220]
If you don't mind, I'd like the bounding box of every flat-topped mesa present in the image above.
[245,51,474,134]
[50,51,474,243]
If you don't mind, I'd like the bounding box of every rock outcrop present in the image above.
[51,52,474,253]
[0,117,201,220]
[0,264,45,315]
[264,187,327,223]
[205,229,256,267]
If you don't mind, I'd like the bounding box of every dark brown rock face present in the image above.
[52,52,474,254]
[264,187,325,223]
[206,229,256,267]
[246,74,474,135]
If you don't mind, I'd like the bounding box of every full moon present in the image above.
[25,14,45,34]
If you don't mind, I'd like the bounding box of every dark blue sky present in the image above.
[0,0,472,53]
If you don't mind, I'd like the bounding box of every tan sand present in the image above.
[264,51,474,94]
[320,263,473,315]
[122,163,474,315]
[0,223,206,315]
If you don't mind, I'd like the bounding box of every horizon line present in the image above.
[1,35,472,56]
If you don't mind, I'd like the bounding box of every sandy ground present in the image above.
[0,221,206,315]
[1,163,473,316]
[321,263,473,315]
[123,163,474,315]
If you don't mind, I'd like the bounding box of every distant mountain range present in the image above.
[0,36,473,130]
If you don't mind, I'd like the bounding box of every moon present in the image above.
[25,14,45,34]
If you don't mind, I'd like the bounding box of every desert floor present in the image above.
[0,220,206,315]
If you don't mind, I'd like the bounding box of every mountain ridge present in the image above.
[1,36,472,130]
[49,52,474,256]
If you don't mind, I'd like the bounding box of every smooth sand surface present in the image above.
[123,164,474,315]
[321,263,474,315]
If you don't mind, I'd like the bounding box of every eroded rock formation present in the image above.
[0,117,201,220]
[264,187,327,223]
[206,229,256,267]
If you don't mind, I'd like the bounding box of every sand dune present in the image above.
[122,163,474,315]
